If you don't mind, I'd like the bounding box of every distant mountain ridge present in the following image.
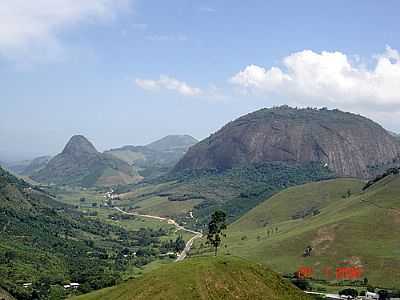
[1,156,51,176]
[146,135,198,152]
[31,135,141,187]
[175,106,400,178]
[21,155,52,175]
[105,134,198,178]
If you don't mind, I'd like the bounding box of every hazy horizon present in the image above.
[1,105,398,162]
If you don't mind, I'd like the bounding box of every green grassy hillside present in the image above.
[73,256,310,300]
[117,162,334,228]
[220,177,400,287]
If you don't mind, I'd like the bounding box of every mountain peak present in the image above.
[174,107,400,178]
[62,135,98,156]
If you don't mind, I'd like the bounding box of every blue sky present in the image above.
[1,0,400,161]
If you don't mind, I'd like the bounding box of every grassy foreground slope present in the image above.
[224,177,400,287]
[73,256,310,300]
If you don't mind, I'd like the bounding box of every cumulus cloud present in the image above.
[136,75,203,97]
[230,47,400,112]
[0,0,130,60]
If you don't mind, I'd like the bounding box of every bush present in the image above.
[291,279,310,291]
[339,288,358,298]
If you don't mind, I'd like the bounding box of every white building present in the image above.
[365,292,379,300]
[70,283,80,289]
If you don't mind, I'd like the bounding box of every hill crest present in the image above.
[175,106,400,178]
[73,256,310,300]
[62,135,99,156]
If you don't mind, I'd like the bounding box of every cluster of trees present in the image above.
[363,167,400,190]
[190,161,334,225]
[160,236,186,254]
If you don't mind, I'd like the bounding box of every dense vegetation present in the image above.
[147,161,334,227]
[363,167,400,190]
[0,167,179,299]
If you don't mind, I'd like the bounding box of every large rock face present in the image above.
[174,107,400,178]
[32,135,141,186]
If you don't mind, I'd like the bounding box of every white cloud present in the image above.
[230,46,400,112]
[0,0,130,60]
[135,75,202,97]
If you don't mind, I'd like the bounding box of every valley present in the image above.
[1,107,400,299]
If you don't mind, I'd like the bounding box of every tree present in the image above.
[363,277,369,286]
[48,285,65,300]
[174,235,186,253]
[4,250,16,263]
[206,210,227,256]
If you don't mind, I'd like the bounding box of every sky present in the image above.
[1,0,400,161]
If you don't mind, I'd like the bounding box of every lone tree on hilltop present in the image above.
[206,210,227,256]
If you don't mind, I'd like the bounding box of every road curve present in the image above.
[114,207,202,261]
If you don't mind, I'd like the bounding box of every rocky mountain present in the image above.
[175,106,400,178]
[31,135,141,186]
[105,135,198,179]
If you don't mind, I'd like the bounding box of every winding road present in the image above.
[113,207,202,261]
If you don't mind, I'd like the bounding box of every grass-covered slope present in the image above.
[117,162,334,227]
[73,256,310,300]
[223,176,400,287]
[234,178,364,229]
